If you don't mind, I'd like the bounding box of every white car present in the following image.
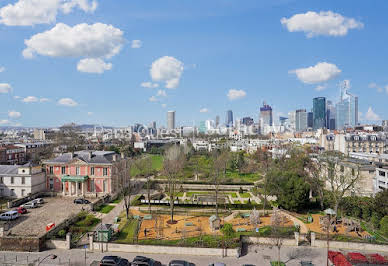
[0,210,19,221]
[22,201,38,209]
[31,198,44,205]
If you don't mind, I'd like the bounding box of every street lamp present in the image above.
[38,254,57,265]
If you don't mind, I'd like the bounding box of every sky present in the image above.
[0,0,387,128]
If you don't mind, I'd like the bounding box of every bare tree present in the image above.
[114,156,132,219]
[134,156,153,214]
[163,145,185,224]
[213,150,229,218]
[271,208,285,265]
[255,149,272,215]
[320,152,363,215]
[305,158,325,210]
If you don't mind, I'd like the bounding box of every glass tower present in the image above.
[313,97,326,130]
[226,110,233,127]
[335,88,358,130]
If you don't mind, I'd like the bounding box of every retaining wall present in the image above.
[312,238,388,253]
[92,242,239,257]
[241,236,297,246]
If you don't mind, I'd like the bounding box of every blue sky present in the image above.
[0,0,387,127]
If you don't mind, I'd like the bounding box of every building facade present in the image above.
[167,111,176,131]
[0,165,46,198]
[336,87,358,130]
[313,97,326,130]
[0,145,26,165]
[226,110,233,127]
[375,166,388,195]
[44,151,129,197]
[295,109,308,132]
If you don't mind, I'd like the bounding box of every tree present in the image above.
[320,152,363,216]
[163,145,185,223]
[113,156,132,219]
[212,150,230,217]
[380,216,388,237]
[271,208,285,265]
[255,149,272,215]
[305,158,325,210]
[134,156,154,214]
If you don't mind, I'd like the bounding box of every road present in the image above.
[0,245,328,266]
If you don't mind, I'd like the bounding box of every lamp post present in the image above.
[38,254,57,266]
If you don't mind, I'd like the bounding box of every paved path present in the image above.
[280,210,309,234]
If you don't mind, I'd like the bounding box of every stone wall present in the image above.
[241,236,297,246]
[312,238,388,253]
[45,239,68,250]
[0,236,44,252]
[91,242,239,257]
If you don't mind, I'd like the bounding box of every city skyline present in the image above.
[0,0,387,127]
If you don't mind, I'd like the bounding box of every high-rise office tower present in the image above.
[167,111,175,130]
[215,115,220,127]
[226,110,233,127]
[335,85,358,130]
[259,102,273,126]
[279,117,288,126]
[326,100,336,130]
[307,112,313,128]
[313,97,326,130]
[241,117,254,126]
[287,111,296,131]
[295,109,308,132]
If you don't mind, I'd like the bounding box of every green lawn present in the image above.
[239,192,251,198]
[115,218,139,243]
[131,154,164,176]
[96,204,115,214]
[176,192,184,197]
[137,235,239,248]
[186,191,211,197]
[227,192,238,198]
[112,197,122,204]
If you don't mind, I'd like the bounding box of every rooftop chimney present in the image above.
[89,151,93,160]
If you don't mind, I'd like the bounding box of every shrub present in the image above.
[379,216,388,237]
[57,229,66,238]
[371,212,382,230]
[221,223,235,238]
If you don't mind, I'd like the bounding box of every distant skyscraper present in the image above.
[279,117,288,126]
[335,84,358,130]
[287,111,296,131]
[307,112,313,128]
[326,100,336,130]
[241,117,254,126]
[226,110,233,127]
[215,115,220,127]
[313,97,326,130]
[152,121,156,129]
[259,102,273,126]
[198,121,206,133]
[167,111,175,130]
[295,109,308,132]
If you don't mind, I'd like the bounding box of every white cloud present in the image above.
[200,108,209,113]
[0,119,10,125]
[0,67,5,72]
[161,104,167,108]
[141,82,159,89]
[281,11,363,38]
[368,82,377,89]
[150,56,184,89]
[23,23,124,71]
[385,85,388,94]
[369,82,386,93]
[58,98,78,107]
[8,110,21,119]
[14,96,21,99]
[156,90,167,97]
[149,96,158,102]
[314,84,327,91]
[227,89,246,100]
[131,40,142,48]
[22,96,38,103]
[290,62,341,84]
[0,0,97,26]
[87,112,93,116]
[0,83,12,93]
[365,107,381,121]
[40,97,50,102]
[77,58,112,74]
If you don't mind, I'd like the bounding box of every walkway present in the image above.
[279,210,309,234]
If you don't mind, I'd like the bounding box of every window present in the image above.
[379,171,386,177]
[49,178,54,190]
[91,167,95,176]
[49,166,53,174]
[10,189,14,196]
[61,167,66,175]
[10,177,14,184]
[21,177,25,184]
[0,177,3,184]
[21,189,25,197]
[103,168,108,176]
[90,180,95,192]
[103,180,106,192]
[76,167,80,175]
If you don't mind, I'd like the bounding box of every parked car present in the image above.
[132,256,161,266]
[16,206,27,214]
[208,263,226,266]
[0,210,19,221]
[21,201,38,209]
[31,198,44,204]
[74,198,90,204]
[99,256,130,266]
[169,260,195,266]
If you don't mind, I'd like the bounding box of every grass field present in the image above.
[96,204,115,214]
[115,218,139,243]
[239,192,251,198]
[131,154,164,176]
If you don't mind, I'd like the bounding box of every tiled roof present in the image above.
[0,165,19,175]
[44,150,119,165]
